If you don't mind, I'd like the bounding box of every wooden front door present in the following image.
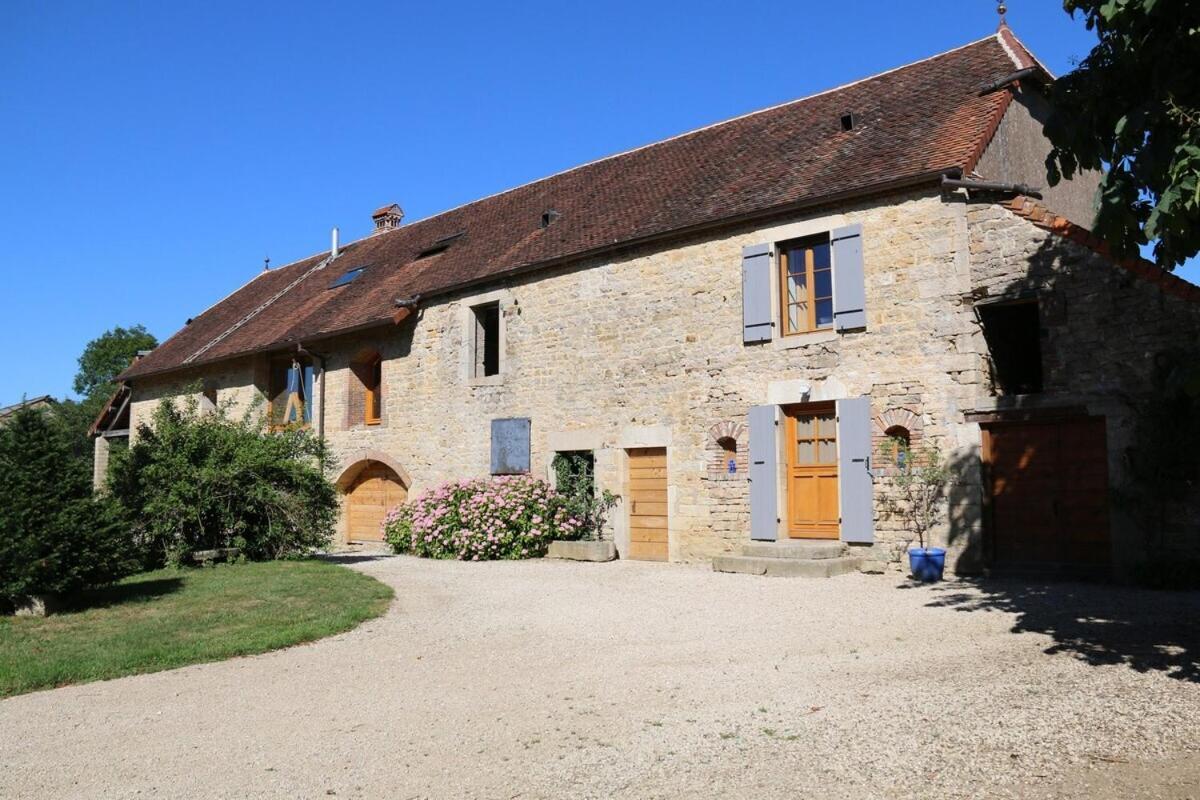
[346,462,407,542]
[983,417,1109,565]
[785,404,840,539]
[627,447,668,561]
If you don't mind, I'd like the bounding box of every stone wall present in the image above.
[126,182,1200,570]
[974,86,1101,228]
[965,198,1200,564]
[130,188,987,564]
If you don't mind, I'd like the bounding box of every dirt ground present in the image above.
[2,555,1198,799]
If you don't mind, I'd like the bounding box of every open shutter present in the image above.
[302,364,315,423]
[831,224,866,331]
[742,243,774,344]
[748,404,779,541]
[491,417,531,475]
[836,396,874,544]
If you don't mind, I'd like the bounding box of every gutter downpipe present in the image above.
[941,176,1042,198]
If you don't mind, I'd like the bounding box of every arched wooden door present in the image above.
[345,462,407,542]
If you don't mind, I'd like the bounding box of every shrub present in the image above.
[550,451,618,541]
[0,406,136,606]
[384,475,576,560]
[108,395,338,566]
[879,439,951,553]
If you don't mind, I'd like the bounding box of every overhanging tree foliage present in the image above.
[1044,0,1200,268]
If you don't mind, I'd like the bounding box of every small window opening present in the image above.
[416,231,466,259]
[717,436,738,474]
[201,383,218,414]
[363,355,382,425]
[473,302,501,378]
[978,299,1043,395]
[840,113,856,131]
[884,425,910,467]
[541,209,561,228]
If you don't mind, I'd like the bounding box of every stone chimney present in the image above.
[371,203,404,234]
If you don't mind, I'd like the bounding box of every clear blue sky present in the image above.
[2,1,1193,405]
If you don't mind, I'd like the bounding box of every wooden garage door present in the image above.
[346,463,407,542]
[983,417,1109,565]
[627,447,667,561]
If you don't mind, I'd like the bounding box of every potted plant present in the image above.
[546,452,619,562]
[881,439,951,582]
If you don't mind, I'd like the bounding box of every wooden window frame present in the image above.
[364,354,382,426]
[778,235,834,336]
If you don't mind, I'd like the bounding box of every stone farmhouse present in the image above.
[106,25,1200,576]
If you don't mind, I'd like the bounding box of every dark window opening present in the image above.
[840,113,856,131]
[474,302,501,377]
[552,450,595,498]
[884,425,910,467]
[979,300,1043,395]
[541,209,561,228]
[201,383,218,415]
[416,231,466,259]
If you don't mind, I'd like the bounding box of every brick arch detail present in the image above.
[871,407,923,438]
[705,420,748,480]
[335,449,412,491]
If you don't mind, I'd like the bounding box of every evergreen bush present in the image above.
[0,406,135,606]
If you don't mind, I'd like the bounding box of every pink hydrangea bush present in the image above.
[382,476,586,560]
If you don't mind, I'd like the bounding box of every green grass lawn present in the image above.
[0,559,394,698]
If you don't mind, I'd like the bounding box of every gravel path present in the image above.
[2,556,1198,799]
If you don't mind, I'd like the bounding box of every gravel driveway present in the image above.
[2,556,1198,799]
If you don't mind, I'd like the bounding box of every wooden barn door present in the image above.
[346,463,407,542]
[627,448,668,561]
[983,417,1109,566]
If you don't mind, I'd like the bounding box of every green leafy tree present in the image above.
[1044,0,1200,267]
[0,406,135,605]
[73,324,157,400]
[108,396,338,566]
[879,440,952,554]
[52,325,158,464]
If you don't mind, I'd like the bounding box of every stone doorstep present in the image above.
[546,540,617,562]
[712,554,861,578]
[741,541,846,560]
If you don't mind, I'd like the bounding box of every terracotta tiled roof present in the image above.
[124,31,1036,381]
[1001,196,1200,304]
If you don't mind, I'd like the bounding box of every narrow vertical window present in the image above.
[779,236,833,335]
[473,302,501,378]
[365,355,382,425]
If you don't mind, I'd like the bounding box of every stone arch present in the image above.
[335,448,412,491]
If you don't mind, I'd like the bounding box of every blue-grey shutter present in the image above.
[836,396,874,544]
[491,418,531,475]
[831,224,866,331]
[742,243,774,344]
[748,404,779,541]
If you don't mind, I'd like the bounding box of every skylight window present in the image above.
[329,267,365,288]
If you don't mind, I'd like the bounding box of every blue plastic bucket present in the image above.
[908,547,946,582]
